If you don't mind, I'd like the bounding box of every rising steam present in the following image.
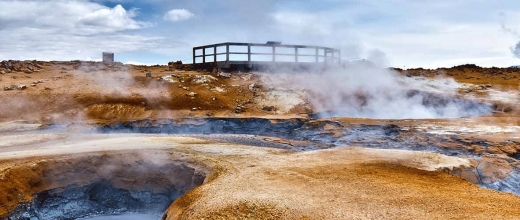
[259,62,491,119]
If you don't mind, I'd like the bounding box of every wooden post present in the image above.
[315,48,319,62]
[202,46,206,64]
[248,45,251,65]
[330,49,334,64]
[295,48,298,62]
[226,43,229,64]
[193,48,196,64]
[214,45,217,64]
[272,46,276,62]
[324,49,328,63]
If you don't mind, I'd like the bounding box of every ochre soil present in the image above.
[1,137,520,220]
[0,61,306,124]
[2,61,520,219]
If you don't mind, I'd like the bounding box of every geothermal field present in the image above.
[1,60,520,219]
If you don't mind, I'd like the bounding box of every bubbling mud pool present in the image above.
[6,151,207,220]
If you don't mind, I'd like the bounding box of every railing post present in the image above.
[338,50,341,63]
[324,49,328,63]
[214,45,217,64]
[330,49,334,64]
[248,45,251,66]
[202,46,206,64]
[315,48,318,62]
[193,48,196,64]
[226,43,229,64]
[272,46,275,62]
[295,47,298,62]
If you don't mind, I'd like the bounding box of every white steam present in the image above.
[260,63,491,119]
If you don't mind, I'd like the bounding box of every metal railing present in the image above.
[193,42,341,65]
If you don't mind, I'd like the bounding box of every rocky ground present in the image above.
[2,60,520,219]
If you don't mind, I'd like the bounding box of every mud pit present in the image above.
[3,151,207,220]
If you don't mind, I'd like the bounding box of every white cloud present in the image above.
[0,1,151,34]
[78,5,152,33]
[163,9,194,22]
[0,1,166,61]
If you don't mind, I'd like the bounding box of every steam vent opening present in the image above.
[310,90,494,120]
[6,152,207,220]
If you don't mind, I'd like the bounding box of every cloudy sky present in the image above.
[1,0,520,68]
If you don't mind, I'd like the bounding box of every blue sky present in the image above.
[2,0,520,68]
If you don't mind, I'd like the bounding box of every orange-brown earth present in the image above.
[0,60,307,124]
[2,61,520,219]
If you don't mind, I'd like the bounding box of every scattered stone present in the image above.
[248,83,260,90]
[146,72,152,78]
[262,106,276,111]
[183,87,189,91]
[17,85,27,90]
[191,107,198,111]
[211,96,217,101]
[218,72,231,78]
[405,72,411,77]
[485,84,493,88]
[188,92,197,97]
[31,84,37,87]
[178,85,182,88]
[235,105,244,114]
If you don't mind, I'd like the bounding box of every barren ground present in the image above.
[2,61,520,219]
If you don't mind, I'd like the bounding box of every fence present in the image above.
[193,42,341,66]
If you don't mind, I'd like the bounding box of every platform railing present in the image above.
[193,42,341,65]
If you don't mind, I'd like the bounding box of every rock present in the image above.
[0,70,5,74]
[4,86,13,91]
[178,85,182,88]
[188,92,197,97]
[146,72,152,78]
[248,83,260,90]
[262,106,276,111]
[503,107,513,113]
[191,107,198,111]
[218,72,231,78]
[183,87,189,91]
[17,85,27,90]
[485,84,493,88]
[405,72,411,77]
[211,96,217,101]
[31,84,37,87]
